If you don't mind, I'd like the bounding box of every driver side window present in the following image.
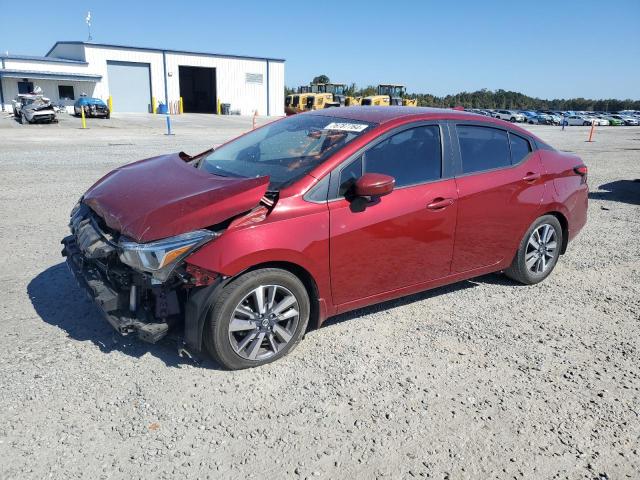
[337,125,442,197]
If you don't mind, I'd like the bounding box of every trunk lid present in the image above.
[83,153,269,243]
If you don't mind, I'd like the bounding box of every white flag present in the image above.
[85,11,91,25]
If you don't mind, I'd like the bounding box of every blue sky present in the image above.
[2,0,638,99]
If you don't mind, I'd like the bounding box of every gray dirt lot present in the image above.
[0,112,638,479]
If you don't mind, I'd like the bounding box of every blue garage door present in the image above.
[107,61,151,113]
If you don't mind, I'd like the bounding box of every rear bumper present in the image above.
[61,235,170,343]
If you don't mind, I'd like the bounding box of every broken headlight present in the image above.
[119,230,217,282]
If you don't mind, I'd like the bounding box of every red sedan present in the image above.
[62,107,588,369]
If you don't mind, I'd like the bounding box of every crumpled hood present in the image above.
[83,152,269,243]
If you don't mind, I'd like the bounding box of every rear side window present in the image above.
[364,126,442,187]
[509,133,531,164]
[457,125,510,174]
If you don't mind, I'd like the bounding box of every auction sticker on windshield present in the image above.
[324,122,369,132]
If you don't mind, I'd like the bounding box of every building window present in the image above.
[58,85,75,100]
[18,81,33,94]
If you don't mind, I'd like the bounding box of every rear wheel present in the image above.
[203,268,310,370]
[583,121,590,126]
[505,215,562,285]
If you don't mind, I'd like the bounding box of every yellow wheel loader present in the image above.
[285,91,313,116]
[305,92,334,110]
[362,84,416,107]
[307,83,361,108]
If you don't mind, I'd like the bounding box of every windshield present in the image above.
[200,114,376,190]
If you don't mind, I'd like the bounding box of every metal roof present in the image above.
[0,69,101,82]
[0,54,88,65]
[45,41,285,63]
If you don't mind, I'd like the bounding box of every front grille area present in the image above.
[70,204,117,259]
[62,204,177,343]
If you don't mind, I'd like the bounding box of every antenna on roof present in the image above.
[85,11,92,41]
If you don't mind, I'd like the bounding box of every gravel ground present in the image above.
[0,112,638,479]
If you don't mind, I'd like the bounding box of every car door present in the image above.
[450,123,545,273]
[328,123,458,307]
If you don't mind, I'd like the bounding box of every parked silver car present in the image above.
[12,94,57,124]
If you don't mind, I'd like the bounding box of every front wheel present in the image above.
[203,268,310,369]
[20,114,28,125]
[510,117,516,122]
[504,215,563,285]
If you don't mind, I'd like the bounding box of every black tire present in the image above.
[583,121,590,126]
[510,117,516,122]
[21,114,28,125]
[504,215,563,285]
[203,268,310,370]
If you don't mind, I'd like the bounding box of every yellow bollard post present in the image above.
[152,97,157,114]
[108,96,113,113]
[179,97,184,114]
[217,99,221,115]
[81,106,87,129]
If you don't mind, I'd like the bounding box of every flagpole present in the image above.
[86,11,92,41]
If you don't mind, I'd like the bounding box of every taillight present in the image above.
[574,165,588,184]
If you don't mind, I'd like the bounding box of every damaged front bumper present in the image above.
[62,235,174,343]
[61,205,224,354]
[60,205,185,345]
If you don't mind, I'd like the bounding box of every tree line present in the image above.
[286,80,640,111]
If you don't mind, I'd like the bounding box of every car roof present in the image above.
[305,106,539,139]
[307,106,486,124]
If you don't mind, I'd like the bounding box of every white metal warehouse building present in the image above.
[0,41,285,116]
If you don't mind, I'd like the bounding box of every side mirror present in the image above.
[354,173,395,198]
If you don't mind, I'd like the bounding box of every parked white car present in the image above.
[565,115,598,126]
[494,110,526,122]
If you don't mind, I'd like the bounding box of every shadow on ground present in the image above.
[589,180,640,205]
[29,264,517,365]
[320,272,517,329]
[27,262,221,369]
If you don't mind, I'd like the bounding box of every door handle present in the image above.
[427,197,455,210]
[522,172,541,183]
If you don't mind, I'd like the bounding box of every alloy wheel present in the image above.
[525,224,558,274]
[228,285,300,361]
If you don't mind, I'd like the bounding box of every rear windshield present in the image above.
[200,115,376,190]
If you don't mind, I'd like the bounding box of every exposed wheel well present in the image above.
[545,211,569,254]
[244,261,321,331]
